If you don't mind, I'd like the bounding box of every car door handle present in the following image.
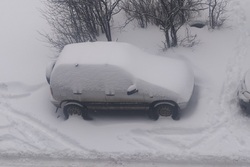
[106,94,114,96]
[73,92,82,95]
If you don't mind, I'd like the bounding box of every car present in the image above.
[188,20,207,28]
[237,69,250,111]
[46,42,195,121]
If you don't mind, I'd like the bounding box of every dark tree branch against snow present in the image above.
[40,0,227,51]
[91,0,122,41]
[40,0,122,51]
[122,0,206,49]
[207,0,227,29]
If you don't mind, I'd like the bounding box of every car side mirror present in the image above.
[127,84,138,95]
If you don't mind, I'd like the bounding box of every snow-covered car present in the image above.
[237,69,250,111]
[46,42,194,121]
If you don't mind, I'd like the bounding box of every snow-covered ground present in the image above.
[1,0,250,166]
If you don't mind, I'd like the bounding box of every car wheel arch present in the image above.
[59,100,85,108]
[61,101,93,120]
[150,100,179,109]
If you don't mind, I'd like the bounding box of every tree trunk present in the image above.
[165,30,171,48]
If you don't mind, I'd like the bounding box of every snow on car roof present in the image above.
[55,42,194,101]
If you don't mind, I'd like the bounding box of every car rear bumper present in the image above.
[50,96,61,108]
[237,80,250,110]
[237,80,250,103]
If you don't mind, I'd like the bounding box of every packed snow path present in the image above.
[1,156,250,167]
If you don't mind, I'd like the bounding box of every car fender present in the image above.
[152,100,178,108]
[60,101,84,108]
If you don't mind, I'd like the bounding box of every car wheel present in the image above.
[151,103,180,121]
[171,110,180,120]
[147,109,160,121]
[240,104,247,111]
[63,104,92,120]
[239,100,247,111]
[154,104,174,117]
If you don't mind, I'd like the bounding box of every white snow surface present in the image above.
[1,0,250,166]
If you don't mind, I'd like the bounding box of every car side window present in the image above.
[104,65,134,92]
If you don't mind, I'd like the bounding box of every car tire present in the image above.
[239,99,247,111]
[240,104,247,111]
[63,104,92,120]
[154,104,174,117]
[147,109,160,121]
[171,110,180,120]
[150,103,180,121]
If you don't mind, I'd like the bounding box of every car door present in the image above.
[75,65,107,110]
[104,65,146,110]
[50,64,107,107]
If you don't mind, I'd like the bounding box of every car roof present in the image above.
[56,42,153,66]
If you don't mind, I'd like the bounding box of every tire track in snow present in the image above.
[205,0,250,151]
[128,122,226,151]
[219,0,249,119]
[0,82,44,99]
[0,104,77,153]
[129,126,209,150]
[0,82,92,154]
[126,0,250,153]
[183,0,250,153]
